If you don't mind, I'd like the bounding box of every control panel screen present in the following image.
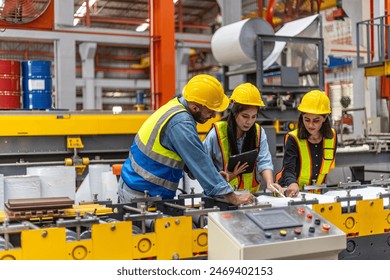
[246,209,302,230]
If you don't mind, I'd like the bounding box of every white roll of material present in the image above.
[211,17,275,66]
[0,174,4,210]
[4,175,41,202]
[88,164,110,201]
[101,171,118,203]
[26,166,76,200]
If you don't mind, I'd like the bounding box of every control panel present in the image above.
[208,205,346,260]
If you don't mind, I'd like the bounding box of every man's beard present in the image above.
[193,111,207,124]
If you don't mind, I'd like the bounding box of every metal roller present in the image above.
[211,18,275,66]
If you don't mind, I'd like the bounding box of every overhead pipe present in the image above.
[258,0,264,18]
[178,0,183,32]
[75,66,147,74]
[266,0,276,27]
[80,16,146,26]
[370,0,374,62]
[76,15,212,31]
[85,0,91,27]
[95,54,140,61]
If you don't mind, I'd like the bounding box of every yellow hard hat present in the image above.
[230,83,265,107]
[297,90,331,115]
[183,74,229,112]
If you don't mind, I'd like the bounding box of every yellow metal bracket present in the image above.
[67,137,84,149]
[65,137,88,176]
[365,60,390,77]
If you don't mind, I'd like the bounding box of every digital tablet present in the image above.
[227,149,258,173]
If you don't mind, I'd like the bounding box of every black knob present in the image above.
[309,226,315,233]
[314,218,321,225]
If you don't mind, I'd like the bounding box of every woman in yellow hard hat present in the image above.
[118,74,255,206]
[203,82,283,195]
[276,90,337,197]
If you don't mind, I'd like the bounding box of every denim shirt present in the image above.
[159,97,233,197]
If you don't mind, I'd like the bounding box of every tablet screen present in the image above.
[227,149,258,173]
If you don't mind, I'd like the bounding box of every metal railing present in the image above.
[357,14,390,67]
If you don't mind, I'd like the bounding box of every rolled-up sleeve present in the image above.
[256,127,274,173]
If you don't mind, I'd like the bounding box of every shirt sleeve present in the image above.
[256,127,274,173]
[279,135,299,187]
[202,127,224,171]
[162,113,233,197]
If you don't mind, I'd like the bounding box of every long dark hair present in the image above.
[226,103,259,155]
[297,113,334,139]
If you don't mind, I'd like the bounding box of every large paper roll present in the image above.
[211,18,275,65]
[263,14,320,69]
[88,164,110,201]
[26,166,76,200]
[4,175,41,202]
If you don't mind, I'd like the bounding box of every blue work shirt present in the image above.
[203,125,274,182]
[158,97,233,197]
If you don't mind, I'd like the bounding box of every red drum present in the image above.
[0,60,20,75]
[0,60,21,109]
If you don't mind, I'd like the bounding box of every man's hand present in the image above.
[224,192,255,205]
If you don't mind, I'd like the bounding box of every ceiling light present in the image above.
[136,22,149,32]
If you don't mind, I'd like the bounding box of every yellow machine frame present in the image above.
[312,198,390,236]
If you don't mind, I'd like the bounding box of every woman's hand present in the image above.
[285,183,299,197]
[266,182,283,195]
[220,161,248,182]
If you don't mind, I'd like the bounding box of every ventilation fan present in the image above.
[0,0,51,24]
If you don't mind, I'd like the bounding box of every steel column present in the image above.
[150,0,176,109]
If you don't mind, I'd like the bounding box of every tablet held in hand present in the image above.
[227,149,258,173]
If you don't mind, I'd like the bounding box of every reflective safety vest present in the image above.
[123,98,187,198]
[276,128,336,189]
[214,121,261,194]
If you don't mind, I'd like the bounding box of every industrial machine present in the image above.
[0,110,217,184]
[211,13,390,183]
[311,181,390,259]
[255,179,390,259]
[1,175,390,260]
[208,205,346,260]
[0,194,211,260]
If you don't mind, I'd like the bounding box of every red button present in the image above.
[306,213,313,219]
[322,223,331,232]
[221,213,232,219]
[297,208,305,215]
[294,228,302,235]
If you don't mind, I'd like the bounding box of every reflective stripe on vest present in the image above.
[131,98,187,192]
[214,121,261,193]
[288,128,336,188]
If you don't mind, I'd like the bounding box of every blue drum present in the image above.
[21,60,53,110]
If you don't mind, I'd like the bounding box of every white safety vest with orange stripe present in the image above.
[214,121,261,194]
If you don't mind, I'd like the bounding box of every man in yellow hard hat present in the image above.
[118,74,255,205]
[203,82,283,195]
[276,90,337,197]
